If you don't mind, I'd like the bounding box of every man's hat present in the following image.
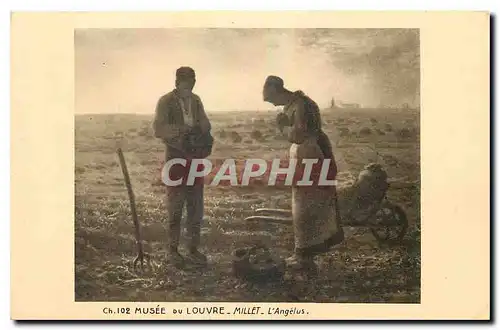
[176,66,196,80]
[263,75,284,89]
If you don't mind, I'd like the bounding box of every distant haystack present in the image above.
[339,127,350,137]
[359,127,372,136]
[397,127,413,139]
[250,129,264,141]
[138,124,153,138]
[217,129,228,139]
[230,131,242,143]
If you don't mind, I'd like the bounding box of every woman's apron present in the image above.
[289,136,344,257]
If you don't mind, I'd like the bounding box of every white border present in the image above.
[4,1,497,329]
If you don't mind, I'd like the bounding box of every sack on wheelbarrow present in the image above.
[337,163,390,226]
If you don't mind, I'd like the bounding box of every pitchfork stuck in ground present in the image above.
[117,148,153,273]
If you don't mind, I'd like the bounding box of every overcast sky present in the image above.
[75,28,419,114]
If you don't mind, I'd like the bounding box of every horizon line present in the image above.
[75,106,419,115]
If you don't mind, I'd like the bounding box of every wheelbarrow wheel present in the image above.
[370,202,408,244]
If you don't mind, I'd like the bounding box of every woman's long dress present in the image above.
[284,91,344,258]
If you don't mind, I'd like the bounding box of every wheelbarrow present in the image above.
[244,163,409,244]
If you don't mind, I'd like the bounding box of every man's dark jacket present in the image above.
[153,89,213,161]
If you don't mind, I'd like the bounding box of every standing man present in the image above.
[153,67,213,267]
